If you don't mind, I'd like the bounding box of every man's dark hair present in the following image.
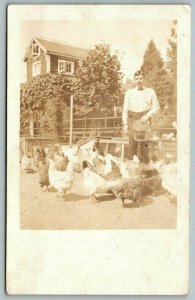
[134,70,144,78]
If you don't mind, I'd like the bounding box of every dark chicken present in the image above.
[34,149,46,168]
[38,160,50,190]
[141,175,163,197]
[112,178,142,207]
[112,175,163,207]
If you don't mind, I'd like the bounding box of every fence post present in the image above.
[121,143,125,161]
[29,111,34,137]
[85,118,87,138]
[70,95,74,147]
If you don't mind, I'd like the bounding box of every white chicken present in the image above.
[60,145,78,160]
[21,154,34,173]
[161,173,177,197]
[160,163,177,197]
[47,159,74,197]
[153,161,177,198]
[133,155,140,164]
[78,148,97,166]
[102,154,114,176]
[172,121,177,130]
[59,145,81,172]
[94,153,133,179]
[82,160,126,200]
[117,160,131,178]
[82,164,106,197]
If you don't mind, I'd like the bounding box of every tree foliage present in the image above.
[166,21,177,77]
[166,21,177,113]
[20,73,72,136]
[141,39,176,113]
[72,43,123,117]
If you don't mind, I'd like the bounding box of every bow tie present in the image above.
[138,87,143,91]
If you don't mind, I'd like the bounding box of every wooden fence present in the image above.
[29,114,176,145]
[58,114,176,143]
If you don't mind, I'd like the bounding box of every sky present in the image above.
[21,19,174,82]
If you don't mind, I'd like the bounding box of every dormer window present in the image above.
[32,43,40,56]
[58,59,74,74]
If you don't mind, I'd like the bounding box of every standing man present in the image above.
[122,70,160,163]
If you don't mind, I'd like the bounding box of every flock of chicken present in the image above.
[21,144,177,207]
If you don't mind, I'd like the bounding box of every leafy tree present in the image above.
[166,21,177,77]
[20,73,72,137]
[141,39,175,112]
[73,43,123,117]
[166,20,177,112]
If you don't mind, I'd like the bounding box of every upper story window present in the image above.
[58,59,74,74]
[32,43,40,56]
[32,61,41,77]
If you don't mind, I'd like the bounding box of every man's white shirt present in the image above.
[122,86,160,126]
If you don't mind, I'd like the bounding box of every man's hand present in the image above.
[140,115,149,124]
[123,125,128,135]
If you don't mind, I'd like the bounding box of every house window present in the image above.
[58,60,74,74]
[32,61,41,77]
[66,62,72,73]
[58,60,66,72]
[33,122,41,136]
[32,43,40,56]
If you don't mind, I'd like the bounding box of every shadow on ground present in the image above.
[124,197,154,208]
[59,193,89,201]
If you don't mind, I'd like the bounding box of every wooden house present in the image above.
[24,37,88,82]
[21,38,88,141]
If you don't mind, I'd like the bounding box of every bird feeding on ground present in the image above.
[153,161,177,199]
[21,154,35,173]
[112,178,142,207]
[38,160,50,191]
[82,161,106,200]
[112,175,163,207]
[33,148,46,169]
[47,158,74,198]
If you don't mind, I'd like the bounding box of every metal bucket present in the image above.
[133,120,150,142]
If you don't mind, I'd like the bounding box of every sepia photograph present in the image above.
[20,18,177,229]
[7,5,190,295]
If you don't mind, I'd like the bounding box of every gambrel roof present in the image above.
[24,37,88,61]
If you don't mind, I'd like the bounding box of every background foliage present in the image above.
[141,39,176,113]
[20,73,72,136]
[72,43,124,117]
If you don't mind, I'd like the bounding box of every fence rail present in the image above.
[25,114,176,145]
[57,116,122,143]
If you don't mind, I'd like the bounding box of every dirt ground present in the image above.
[20,169,177,230]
